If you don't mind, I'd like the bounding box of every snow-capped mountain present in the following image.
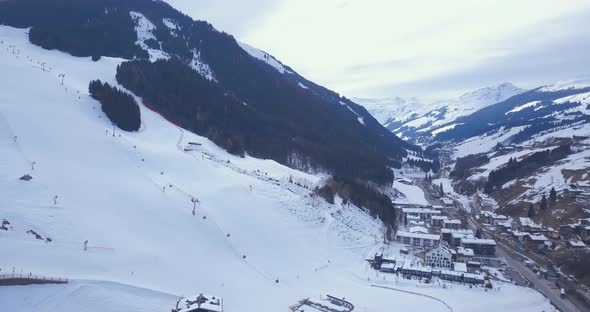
[351,96,426,126]
[355,83,525,143]
[439,79,590,227]
[0,10,554,312]
[0,0,417,185]
[435,80,590,146]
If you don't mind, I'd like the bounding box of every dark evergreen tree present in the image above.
[527,203,536,218]
[440,182,444,196]
[88,80,140,131]
[540,195,548,211]
[549,187,557,203]
[475,228,482,239]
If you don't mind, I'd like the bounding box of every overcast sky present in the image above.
[166,0,590,100]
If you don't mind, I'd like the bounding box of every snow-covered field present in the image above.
[0,26,556,312]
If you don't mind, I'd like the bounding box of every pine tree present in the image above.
[540,195,548,211]
[527,203,536,218]
[549,187,557,203]
[476,228,482,238]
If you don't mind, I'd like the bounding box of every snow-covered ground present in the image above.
[453,126,527,158]
[392,180,429,206]
[0,26,556,312]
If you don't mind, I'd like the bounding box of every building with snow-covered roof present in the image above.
[567,240,586,249]
[425,246,455,269]
[441,197,454,207]
[401,263,432,278]
[524,234,547,249]
[453,262,467,272]
[441,229,474,247]
[395,231,440,248]
[176,294,223,312]
[456,247,474,263]
[430,216,448,231]
[443,219,462,230]
[401,208,441,222]
[439,269,485,284]
[462,238,496,256]
[379,262,397,273]
[509,230,528,243]
[409,226,429,234]
[519,217,542,232]
[496,221,513,232]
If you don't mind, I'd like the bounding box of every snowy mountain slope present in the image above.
[351,96,426,126]
[355,83,524,142]
[435,81,590,145]
[0,0,415,186]
[444,81,590,225]
[0,25,556,312]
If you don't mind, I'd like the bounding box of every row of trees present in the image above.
[115,59,398,184]
[407,158,441,173]
[315,178,397,232]
[88,80,141,131]
[451,154,489,179]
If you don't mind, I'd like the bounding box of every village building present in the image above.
[496,221,512,232]
[567,240,586,249]
[509,230,529,243]
[519,217,542,232]
[439,269,485,284]
[379,262,396,273]
[409,226,429,234]
[425,246,455,269]
[453,262,467,273]
[461,238,496,256]
[524,234,548,250]
[559,224,578,239]
[431,216,448,228]
[441,229,475,247]
[456,247,474,263]
[401,208,441,222]
[395,231,440,248]
[443,219,462,230]
[401,262,432,278]
[441,197,454,208]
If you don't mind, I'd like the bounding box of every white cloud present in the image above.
[165,0,590,99]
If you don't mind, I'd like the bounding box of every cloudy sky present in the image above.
[166,0,590,100]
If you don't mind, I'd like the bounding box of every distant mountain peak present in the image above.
[356,82,525,141]
[458,82,524,103]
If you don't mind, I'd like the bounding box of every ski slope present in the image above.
[0,26,555,312]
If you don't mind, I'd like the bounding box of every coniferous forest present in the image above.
[88,80,141,131]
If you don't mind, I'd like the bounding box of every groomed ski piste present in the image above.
[0,26,556,312]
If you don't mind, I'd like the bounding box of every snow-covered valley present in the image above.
[0,25,558,312]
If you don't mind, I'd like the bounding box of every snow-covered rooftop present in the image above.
[396,231,440,240]
[462,238,496,245]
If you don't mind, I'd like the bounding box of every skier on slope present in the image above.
[83,240,88,251]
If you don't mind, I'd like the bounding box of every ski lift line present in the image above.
[0,110,34,166]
